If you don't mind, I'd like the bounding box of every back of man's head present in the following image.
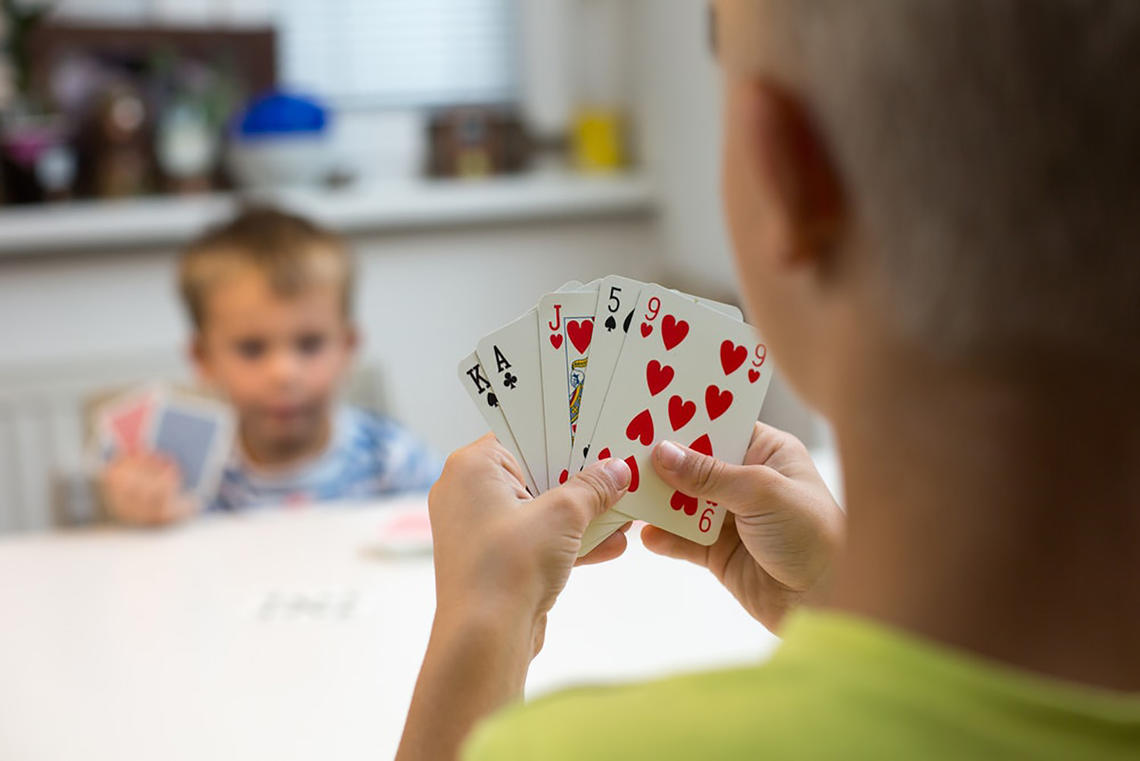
[768,0,1140,371]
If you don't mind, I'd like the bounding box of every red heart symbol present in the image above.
[705,385,734,421]
[625,456,640,493]
[549,333,563,350]
[645,360,674,396]
[640,322,653,338]
[567,319,593,354]
[558,468,568,485]
[689,433,713,457]
[661,314,690,351]
[670,490,699,516]
[625,409,654,445]
[748,368,761,384]
[668,395,697,431]
[720,340,747,375]
[597,447,638,492]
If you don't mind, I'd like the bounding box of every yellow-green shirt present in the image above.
[464,610,1140,759]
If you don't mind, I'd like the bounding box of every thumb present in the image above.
[652,439,769,506]
[537,458,632,532]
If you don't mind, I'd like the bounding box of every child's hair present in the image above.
[179,206,354,330]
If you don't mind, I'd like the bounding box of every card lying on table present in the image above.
[459,276,772,556]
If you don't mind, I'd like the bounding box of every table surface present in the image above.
[0,498,788,761]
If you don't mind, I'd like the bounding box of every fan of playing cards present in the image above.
[92,384,234,502]
[458,275,773,556]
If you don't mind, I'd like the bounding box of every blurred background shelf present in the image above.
[0,170,657,257]
[0,1,826,535]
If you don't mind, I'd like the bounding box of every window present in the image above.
[277,0,519,109]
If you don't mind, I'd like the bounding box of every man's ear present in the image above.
[748,80,847,272]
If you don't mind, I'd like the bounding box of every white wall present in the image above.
[633,0,738,299]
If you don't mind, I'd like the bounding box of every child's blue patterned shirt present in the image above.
[209,406,441,511]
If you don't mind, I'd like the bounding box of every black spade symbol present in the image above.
[486,392,499,408]
[604,315,617,332]
[622,309,634,333]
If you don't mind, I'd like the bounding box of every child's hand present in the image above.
[428,435,631,657]
[644,422,844,633]
[397,436,630,761]
[100,453,199,527]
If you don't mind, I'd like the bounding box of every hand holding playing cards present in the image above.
[428,434,632,642]
[100,453,199,527]
[643,422,844,632]
[94,384,233,526]
[398,435,631,761]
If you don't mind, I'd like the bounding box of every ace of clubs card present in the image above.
[476,309,550,491]
[456,351,540,495]
[473,282,584,493]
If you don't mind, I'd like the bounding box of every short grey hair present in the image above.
[771,0,1140,369]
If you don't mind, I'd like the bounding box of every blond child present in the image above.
[101,207,439,524]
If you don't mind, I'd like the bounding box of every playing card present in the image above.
[471,281,586,493]
[149,391,234,499]
[457,351,539,495]
[476,308,551,491]
[583,284,772,546]
[577,507,634,556]
[569,276,639,473]
[677,292,743,322]
[576,284,748,555]
[97,385,159,456]
[538,288,600,487]
[368,508,434,558]
[570,277,743,475]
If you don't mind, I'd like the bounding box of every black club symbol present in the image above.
[503,373,518,389]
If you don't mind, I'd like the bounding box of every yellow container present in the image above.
[571,106,626,172]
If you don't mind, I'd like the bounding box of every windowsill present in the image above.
[0,170,656,257]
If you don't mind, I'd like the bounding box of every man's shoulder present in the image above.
[462,611,1140,761]
[463,662,814,760]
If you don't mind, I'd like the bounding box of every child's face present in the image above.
[192,267,357,452]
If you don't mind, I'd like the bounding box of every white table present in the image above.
[0,499,785,761]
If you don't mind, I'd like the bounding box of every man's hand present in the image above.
[99,453,198,527]
[644,422,844,632]
[398,435,631,761]
[428,433,632,653]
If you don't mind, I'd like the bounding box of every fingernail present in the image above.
[657,440,685,471]
[602,458,632,490]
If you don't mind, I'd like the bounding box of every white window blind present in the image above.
[277,0,519,108]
